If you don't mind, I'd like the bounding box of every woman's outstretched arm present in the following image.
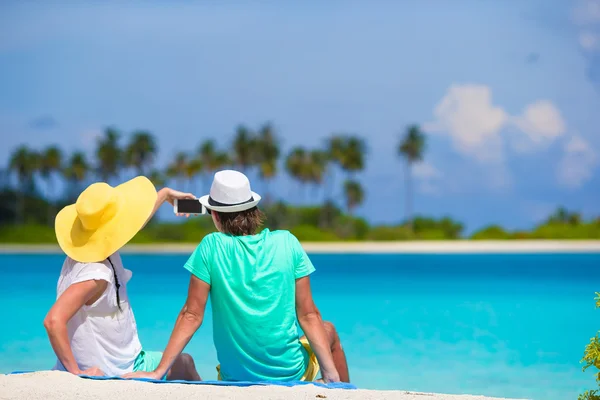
[143,187,196,226]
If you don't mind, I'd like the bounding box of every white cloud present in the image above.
[573,1,600,52]
[425,84,566,161]
[424,84,507,163]
[413,162,442,179]
[413,162,443,195]
[573,0,600,26]
[580,32,600,51]
[557,135,598,188]
[511,100,567,151]
[417,181,439,195]
[424,84,570,193]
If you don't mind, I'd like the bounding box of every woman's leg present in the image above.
[301,321,350,383]
[166,353,201,381]
[322,321,350,383]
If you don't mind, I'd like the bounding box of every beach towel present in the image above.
[9,371,356,390]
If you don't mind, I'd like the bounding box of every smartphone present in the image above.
[174,199,208,215]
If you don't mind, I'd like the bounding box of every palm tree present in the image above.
[63,152,89,200]
[548,207,569,224]
[124,130,157,176]
[324,135,346,200]
[327,135,346,165]
[40,146,63,225]
[399,125,426,232]
[284,147,327,203]
[8,146,39,224]
[323,135,366,201]
[0,168,8,189]
[96,127,122,184]
[215,151,232,172]
[340,136,366,178]
[569,212,582,225]
[343,179,365,214]
[198,139,219,192]
[185,157,203,195]
[233,125,255,173]
[307,150,328,197]
[166,152,188,191]
[285,147,308,200]
[148,169,166,188]
[256,123,280,203]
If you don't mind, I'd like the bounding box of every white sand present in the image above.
[0,371,525,400]
[1,240,599,254]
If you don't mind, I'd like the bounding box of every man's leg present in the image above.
[166,353,201,381]
[322,321,350,383]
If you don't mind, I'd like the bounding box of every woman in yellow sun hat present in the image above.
[44,176,201,380]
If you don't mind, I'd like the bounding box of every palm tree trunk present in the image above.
[324,166,334,201]
[17,185,24,225]
[320,167,333,228]
[204,173,211,194]
[264,178,271,205]
[303,182,310,205]
[196,176,202,197]
[46,177,54,226]
[406,161,413,234]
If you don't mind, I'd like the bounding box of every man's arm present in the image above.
[123,275,210,379]
[44,280,108,376]
[295,276,340,383]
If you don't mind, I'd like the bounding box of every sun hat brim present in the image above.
[55,176,158,263]
[199,192,261,213]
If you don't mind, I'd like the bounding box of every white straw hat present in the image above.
[199,170,261,213]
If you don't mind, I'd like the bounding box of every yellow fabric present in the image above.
[55,176,157,263]
[216,337,320,382]
[299,337,321,381]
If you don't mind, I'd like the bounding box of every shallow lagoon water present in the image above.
[0,252,598,400]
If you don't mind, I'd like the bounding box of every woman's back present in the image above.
[53,253,142,376]
[184,228,315,381]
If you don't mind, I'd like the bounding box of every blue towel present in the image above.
[9,371,356,390]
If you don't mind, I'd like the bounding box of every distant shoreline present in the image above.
[1,240,599,254]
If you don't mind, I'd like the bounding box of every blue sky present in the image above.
[0,1,599,232]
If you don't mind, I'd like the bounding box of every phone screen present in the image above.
[176,199,204,214]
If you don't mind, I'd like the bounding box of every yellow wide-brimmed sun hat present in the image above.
[55,176,157,263]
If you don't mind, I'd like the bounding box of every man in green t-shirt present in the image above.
[124,170,349,383]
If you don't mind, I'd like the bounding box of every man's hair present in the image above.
[216,207,266,236]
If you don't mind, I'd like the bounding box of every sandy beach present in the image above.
[0,371,525,400]
[0,240,599,254]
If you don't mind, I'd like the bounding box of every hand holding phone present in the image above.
[174,199,208,215]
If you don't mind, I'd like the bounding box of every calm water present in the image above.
[0,252,598,399]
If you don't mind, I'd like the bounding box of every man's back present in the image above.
[184,228,315,381]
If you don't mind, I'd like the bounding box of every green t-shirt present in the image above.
[184,228,316,381]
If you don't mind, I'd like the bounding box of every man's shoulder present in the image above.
[200,232,228,244]
[266,229,295,241]
[266,230,304,250]
[202,232,221,241]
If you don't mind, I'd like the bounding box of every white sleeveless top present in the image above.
[52,252,143,376]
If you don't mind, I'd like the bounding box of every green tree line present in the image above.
[1,123,599,242]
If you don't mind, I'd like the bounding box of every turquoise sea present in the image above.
[0,252,598,399]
